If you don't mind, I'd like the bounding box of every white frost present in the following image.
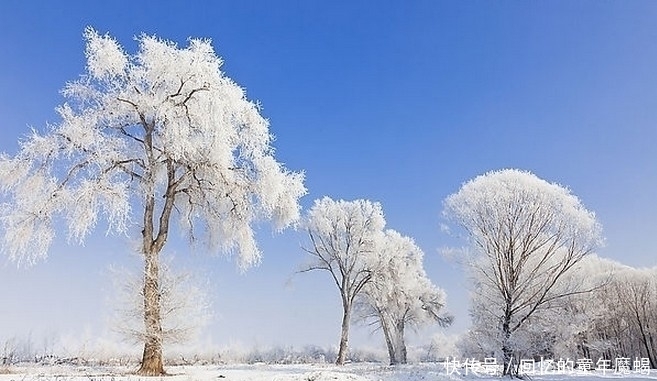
[0,27,306,267]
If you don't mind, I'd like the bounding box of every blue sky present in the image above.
[1,1,656,355]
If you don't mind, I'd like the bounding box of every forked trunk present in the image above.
[137,248,165,376]
[381,314,407,365]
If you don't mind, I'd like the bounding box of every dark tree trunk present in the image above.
[501,309,516,377]
[385,337,397,365]
[648,332,657,369]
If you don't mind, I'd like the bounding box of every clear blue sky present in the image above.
[1,1,656,355]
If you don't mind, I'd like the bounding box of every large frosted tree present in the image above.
[357,229,452,365]
[443,169,603,376]
[0,28,305,375]
[300,197,385,365]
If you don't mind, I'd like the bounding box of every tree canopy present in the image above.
[0,27,306,267]
[443,169,603,375]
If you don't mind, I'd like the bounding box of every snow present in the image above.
[2,363,657,381]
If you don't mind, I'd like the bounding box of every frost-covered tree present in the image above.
[581,266,657,367]
[443,169,603,376]
[0,28,305,375]
[612,268,657,368]
[544,259,657,365]
[357,230,452,365]
[546,254,619,360]
[300,197,385,365]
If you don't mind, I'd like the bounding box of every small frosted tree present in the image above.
[443,169,603,376]
[357,229,452,365]
[0,28,305,375]
[110,257,211,350]
[300,197,385,365]
[610,268,657,368]
[546,255,619,360]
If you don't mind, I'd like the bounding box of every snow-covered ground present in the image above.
[2,363,657,381]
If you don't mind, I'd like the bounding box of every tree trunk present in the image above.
[396,320,407,365]
[384,335,397,365]
[501,310,516,377]
[638,323,653,369]
[502,342,515,377]
[648,332,657,369]
[135,125,174,376]
[379,315,397,365]
[137,247,165,376]
[336,302,351,365]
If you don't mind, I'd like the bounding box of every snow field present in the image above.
[1,363,657,381]
[0,363,446,381]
